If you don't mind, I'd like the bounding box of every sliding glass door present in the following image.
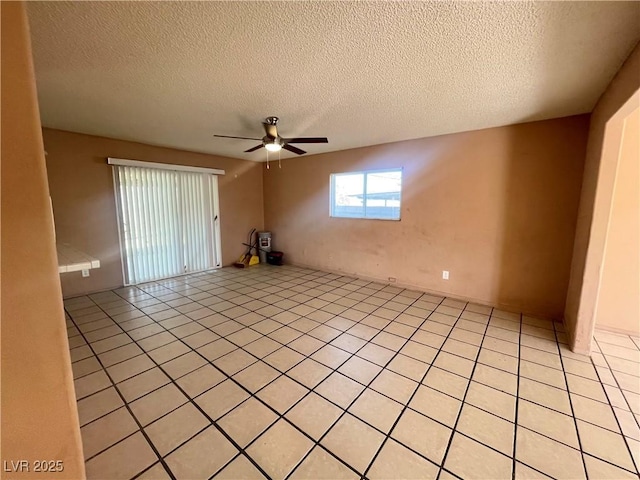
[112,163,222,285]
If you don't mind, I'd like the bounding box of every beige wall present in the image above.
[264,116,589,319]
[595,107,639,334]
[565,42,640,353]
[1,2,85,478]
[43,129,264,297]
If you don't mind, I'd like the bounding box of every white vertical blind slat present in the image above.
[114,165,219,285]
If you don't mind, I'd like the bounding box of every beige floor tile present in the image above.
[348,388,403,433]
[483,336,519,357]
[247,419,314,479]
[75,370,112,400]
[312,344,352,369]
[370,369,418,404]
[577,419,636,471]
[147,341,191,364]
[519,345,562,370]
[288,358,333,389]
[371,331,406,351]
[214,349,258,376]
[571,393,620,432]
[117,367,171,402]
[81,407,139,459]
[518,377,572,415]
[422,367,469,400]
[137,462,172,480]
[445,432,512,479]
[73,356,103,379]
[566,373,609,402]
[145,403,209,456]
[286,392,343,440]
[409,385,461,427]
[387,354,430,382]
[321,413,385,474]
[218,398,278,447]
[288,334,325,356]
[356,343,396,366]
[516,428,585,479]
[77,387,124,426]
[214,455,267,480]
[562,357,599,380]
[316,372,366,408]
[331,333,368,354]
[290,446,358,479]
[162,351,207,379]
[106,354,155,383]
[176,364,225,397]
[263,347,305,372]
[197,338,237,361]
[391,409,451,465]
[256,375,309,413]
[399,340,438,364]
[472,363,517,395]
[583,454,639,479]
[520,360,567,389]
[614,407,640,441]
[477,348,519,374]
[338,356,383,385]
[129,383,188,426]
[517,400,579,448]
[233,361,280,393]
[625,437,640,472]
[466,381,515,421]
[98,343,144,367]
[85,432,157,480]
[514,462,553,479]
[243,336,282,358]
[368,438,439,479]
[182,329,218,349]
[433,351,475,378]
[165,426,237,478]
[457,403,514,455]
[195,379,250,420]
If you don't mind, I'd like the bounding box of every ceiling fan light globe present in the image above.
[265,142,282,152]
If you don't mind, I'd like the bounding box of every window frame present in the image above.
[329,167,403,221]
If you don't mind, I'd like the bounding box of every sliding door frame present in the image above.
[109,158,224,285]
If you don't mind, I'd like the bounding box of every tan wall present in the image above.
[43,129,264,297]
[565,42,640,353]
[595,107,640,334]
[1,2,85,478]
[264,116,589,319]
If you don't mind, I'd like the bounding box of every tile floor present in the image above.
[65,265,640,479]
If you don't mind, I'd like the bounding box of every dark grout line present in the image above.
[554,323,590,478]
[512,312,523,480]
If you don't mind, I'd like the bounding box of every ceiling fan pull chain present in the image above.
[266,150,270,169]
[279,149,281,169]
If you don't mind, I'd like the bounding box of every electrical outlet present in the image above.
[442,270,449,280]
[82,269,90,277]
[388,277,396,283]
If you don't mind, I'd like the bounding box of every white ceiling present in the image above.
[27,1,640,161]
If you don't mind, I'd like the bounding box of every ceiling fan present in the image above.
[214,116,328,155]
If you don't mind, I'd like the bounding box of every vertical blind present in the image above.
[113,165,221,285]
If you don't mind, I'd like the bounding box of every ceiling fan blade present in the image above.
[263,122,278,139]
[283,144,306,155]
[244,144,264,153]
[214,135,262,141]
[285,137,328,144]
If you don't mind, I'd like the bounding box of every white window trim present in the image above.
[330,167,402,221]
[108,157,225,176]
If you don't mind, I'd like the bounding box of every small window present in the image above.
[330,168,402,220]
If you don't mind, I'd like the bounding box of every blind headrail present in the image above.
[108,157,225,176]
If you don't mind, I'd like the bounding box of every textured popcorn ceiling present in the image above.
[27,1,640,161]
